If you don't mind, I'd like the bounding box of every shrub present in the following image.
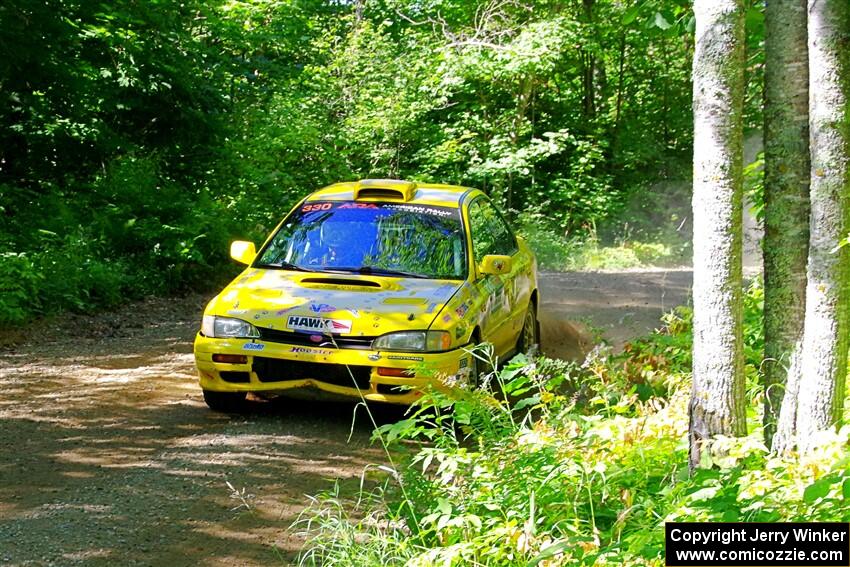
[297,283,850,566]
[0,252,43,324]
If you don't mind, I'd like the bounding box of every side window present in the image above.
[468,198,517,263]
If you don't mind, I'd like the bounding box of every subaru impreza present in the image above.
[193,179,539,410]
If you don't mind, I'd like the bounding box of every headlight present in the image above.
[201,315,260,338]
[372,331,451,352]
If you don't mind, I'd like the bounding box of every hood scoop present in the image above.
[299,276,382,288]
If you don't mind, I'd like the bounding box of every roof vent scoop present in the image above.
[354,179,417,202]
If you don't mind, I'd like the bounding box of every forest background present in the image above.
[0,0,754,324]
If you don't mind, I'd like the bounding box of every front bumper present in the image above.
[193,334,471,405]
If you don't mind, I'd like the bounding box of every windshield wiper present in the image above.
[330,266,429,279]
[255,262,316,273]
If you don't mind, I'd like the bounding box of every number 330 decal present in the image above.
[302,202,333,212]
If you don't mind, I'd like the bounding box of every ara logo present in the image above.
[287,316,352,334]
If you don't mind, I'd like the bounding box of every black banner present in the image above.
[666,522,850,566]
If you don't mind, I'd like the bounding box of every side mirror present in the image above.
[479,254,512,276]
[230,240,256,265]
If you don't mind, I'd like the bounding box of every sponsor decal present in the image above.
[425,302,438,314]
[290,347,333,356]
[243,343,265,351]
[387,355,424,362]
[383,203,453,217]
[309,334,324,343]
[442,314,452,323]
[455,301,469,318]
[338,202,378,209]
[286,315,352,334]
[383,297,427,305]
[301,202,333,212]
[310,303,336,313]
[228,309,248,315]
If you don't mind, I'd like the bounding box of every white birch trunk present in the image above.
[793,0,850,454]
[763,0,810,452]
[689,0,747,471]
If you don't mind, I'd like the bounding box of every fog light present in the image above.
[213,354,248,364]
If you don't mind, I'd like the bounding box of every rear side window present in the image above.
[467,198,517,262]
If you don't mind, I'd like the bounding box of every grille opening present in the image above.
[256,327,376,349]
[220,371,250,383]
[213,354,248,364]
[253,357,371,390]
[299,277,381,288]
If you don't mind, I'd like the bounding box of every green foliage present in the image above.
[0,0,753,320]
[0,253,42,324]
[516,216,681,271]
[297,285,848,566]
[744,150,766,221]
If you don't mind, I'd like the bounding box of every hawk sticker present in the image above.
[286,316,353,334]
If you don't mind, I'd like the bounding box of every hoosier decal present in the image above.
[286,315,352,334]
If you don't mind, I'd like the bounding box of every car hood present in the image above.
[208,268,464,336]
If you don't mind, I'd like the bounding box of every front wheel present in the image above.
[517,302,541,355]
[202,390,247,412]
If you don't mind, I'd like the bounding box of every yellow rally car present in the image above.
[193,179,539,410]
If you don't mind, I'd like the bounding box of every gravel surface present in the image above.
[0,270,692,566]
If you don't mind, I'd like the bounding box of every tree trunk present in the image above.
[689,0,747,472]
[793,0,850,454]
[580,0,596,121]
[612,31,627,141]
[763,0,809,451]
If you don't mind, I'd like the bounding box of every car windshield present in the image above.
[255,201,467,279]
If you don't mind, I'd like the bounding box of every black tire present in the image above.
[462,332,483,390]
[517,301,541,355]
[202,390,247,412]
[467,348,481,389]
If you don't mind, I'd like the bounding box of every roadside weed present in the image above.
[296,284,850,566]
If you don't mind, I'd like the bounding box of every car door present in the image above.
[467,197,524,355]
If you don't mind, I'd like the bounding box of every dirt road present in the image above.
[0,270,691,566]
